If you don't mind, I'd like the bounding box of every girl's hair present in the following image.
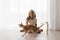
[26,9,36,20]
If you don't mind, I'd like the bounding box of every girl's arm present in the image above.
[26,20,29,27]
[35,18,37,27]
[35,24,37,27]
[26,20,28,25]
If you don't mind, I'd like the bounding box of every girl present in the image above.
[19,9,43,33]
[26,9,37,27]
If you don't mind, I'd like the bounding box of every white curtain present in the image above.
[0,0,47,30]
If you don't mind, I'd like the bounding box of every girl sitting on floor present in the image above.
[19,9,43,33]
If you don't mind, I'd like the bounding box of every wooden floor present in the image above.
[0,29,60,40]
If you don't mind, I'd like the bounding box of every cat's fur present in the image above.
[19,23,43,33]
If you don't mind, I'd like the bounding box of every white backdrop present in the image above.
[0,0,47,30]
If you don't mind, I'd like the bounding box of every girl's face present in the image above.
[29,12,33,18]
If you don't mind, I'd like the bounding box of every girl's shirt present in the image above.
[26,18,37,26]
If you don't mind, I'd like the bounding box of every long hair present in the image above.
[26,10,36,20]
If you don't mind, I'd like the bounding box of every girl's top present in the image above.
[26,18,37,26]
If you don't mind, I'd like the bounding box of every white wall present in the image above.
[50,0,60,30]
[49,0,55,30]
[57,0,60,30]
[54,0,60,30]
